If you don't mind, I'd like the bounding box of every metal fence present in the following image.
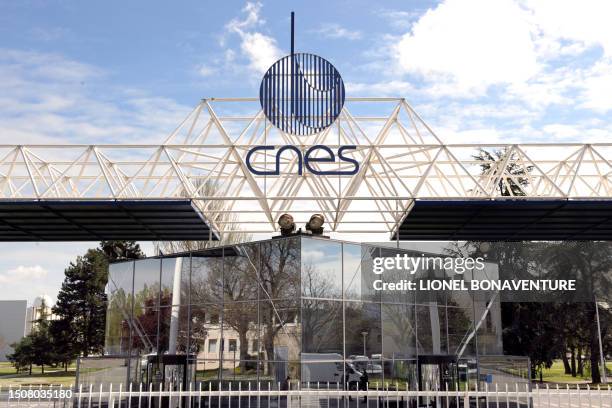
[1,383,611,408]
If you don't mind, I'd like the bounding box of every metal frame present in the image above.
[1,97,611,238]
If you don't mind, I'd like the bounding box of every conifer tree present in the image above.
[51,241,144,358]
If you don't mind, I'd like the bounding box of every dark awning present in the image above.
[0,200,218,241]
[393,199,612,240]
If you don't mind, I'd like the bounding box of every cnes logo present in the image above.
[246,144,359,176]
[245,13,359,177]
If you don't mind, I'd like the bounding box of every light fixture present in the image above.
[278,213,296,236]
[305,213,325,235]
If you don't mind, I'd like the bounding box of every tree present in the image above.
[51,241,144,358]
[8,299,56,374]
[7,336,35,374]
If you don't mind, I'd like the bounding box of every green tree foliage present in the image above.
[7,335,35,373]
[50,241,144,359]
[7,299,56,374]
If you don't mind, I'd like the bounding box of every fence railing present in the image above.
[1,382,611,408]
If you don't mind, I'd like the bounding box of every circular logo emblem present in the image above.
[259,53,345,135]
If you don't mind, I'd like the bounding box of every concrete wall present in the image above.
[0,300,27,361]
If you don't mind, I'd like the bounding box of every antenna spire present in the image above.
[291,11,295,57]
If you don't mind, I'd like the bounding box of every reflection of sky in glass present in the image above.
[301,238,342,298]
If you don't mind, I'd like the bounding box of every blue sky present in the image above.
[2,0,612,303]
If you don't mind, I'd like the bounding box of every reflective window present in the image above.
[190,252,223,305]
[105,261,134,354]
[223,244,259,302]
[301,299,342,353]
[301,239,342,299]
[222,301,258,361]
[259,299,300,361]
[102,236,505,387]
[382,303,416,359]
[345,301,381,358]
[343,243,362,300]
[259,238,300,300]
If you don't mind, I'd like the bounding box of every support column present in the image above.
[168,257,183,354]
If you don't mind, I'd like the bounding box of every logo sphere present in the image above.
[259,53,345,136]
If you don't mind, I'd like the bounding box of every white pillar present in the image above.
[168,257,183,354]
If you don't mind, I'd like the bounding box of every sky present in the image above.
[2,0,612,303]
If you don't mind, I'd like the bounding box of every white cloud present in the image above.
[197,64,217,77]
[390,0,612,106]
[314,24,362,40]
[225,2,282,75]
[0,48,190,145]
[0,265,48,284]
[524,0,612,57]
[395,0,539,94]
[347,80,414,95]
[302,249,325,262]
[542,124,581,139]
[238,32,282,73]
[576,61,612,112]
[377,10,420,30]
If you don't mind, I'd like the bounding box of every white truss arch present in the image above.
[1,97,611,238]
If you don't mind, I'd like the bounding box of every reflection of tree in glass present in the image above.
[259,238,300,373]
[382,304,414,357]
[222,245,259,371]
[127,293,171,353]
[302,261,342,351]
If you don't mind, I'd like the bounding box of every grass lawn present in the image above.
[0,362,17,376]
[540,360,612,384]
[0,362,76,387]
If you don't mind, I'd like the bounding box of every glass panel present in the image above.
[160,257,189,307]
[382,359,417,390]
[220,360,258,382]
[195,359,220,384]
[382,303,416,359]
[190,303,222,359]
[105,261,134,354]
[190,251,224,305]
[156,306,189,354]
[475,299,503,355]
[351,244,380,302]
[345,301,381,358]
[380,247,417,305]
[447,306,475,357]
[258,299,300,362]
[259,237,300,300]
[301,238,342,299]
[259,361,300,384]
[133,259,160,312]
[223,244,259,302]
[222,301,258,362]
[416,304,447,355]
[301,360,345,388]
[131,259,161,354]
[301,299,342,353]
[343,243,362,300]
[130,306,161,354]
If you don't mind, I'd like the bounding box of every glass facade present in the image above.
[104,236,508,388]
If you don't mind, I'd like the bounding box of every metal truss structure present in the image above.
[1,97,611,238]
